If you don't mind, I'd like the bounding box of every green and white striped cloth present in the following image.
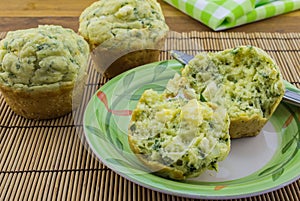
[163,0,300,31]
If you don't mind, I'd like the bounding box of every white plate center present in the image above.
[192,121,278,181]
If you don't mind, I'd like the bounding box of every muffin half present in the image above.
[166,46,285,138]
[128,89,230,180]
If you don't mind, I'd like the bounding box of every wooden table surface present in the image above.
[0,0,299,33]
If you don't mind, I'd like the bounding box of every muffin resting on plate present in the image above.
[128,89,230,180]
[78,0,169,78]
[166,46,285,138]
[0,25,90,120]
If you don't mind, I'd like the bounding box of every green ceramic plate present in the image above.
[83,60,300,199]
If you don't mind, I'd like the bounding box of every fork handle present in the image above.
[283,89,300,107]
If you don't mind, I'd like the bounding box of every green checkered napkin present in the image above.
[163,0,300,30]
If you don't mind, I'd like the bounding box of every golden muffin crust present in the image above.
[79,0,169,50]
[0,25,89,119]
[78,0,169,78]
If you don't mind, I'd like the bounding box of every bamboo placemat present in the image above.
[0,31,299,201]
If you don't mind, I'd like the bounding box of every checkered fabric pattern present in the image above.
[163,0,300,30]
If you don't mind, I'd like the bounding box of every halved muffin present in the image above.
[128,89,230,180]
[166,46,285,138]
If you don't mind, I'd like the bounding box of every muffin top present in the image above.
[0,25,90,89]
[78,0,169,50]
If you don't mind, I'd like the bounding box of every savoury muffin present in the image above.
[79,0,169,78]
[166,46,285,138]
[0,25,90,120]
[128,89,230,180]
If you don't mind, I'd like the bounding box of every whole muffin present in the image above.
[79,0,169,78]
[0,25,90,120]
[166,46,285,138]
[128,89,230,180]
